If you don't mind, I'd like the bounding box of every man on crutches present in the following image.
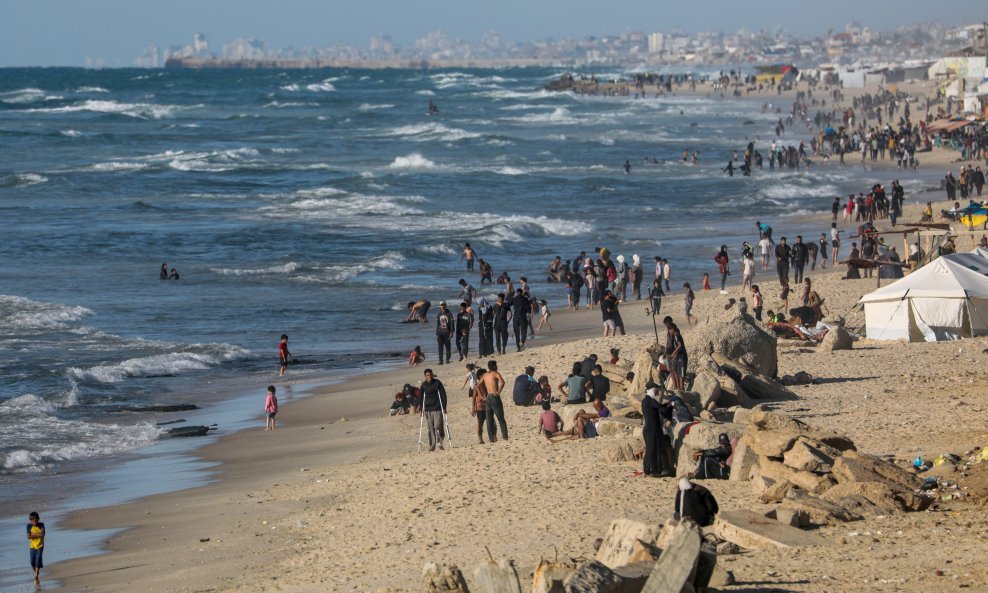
[418,368,450,452]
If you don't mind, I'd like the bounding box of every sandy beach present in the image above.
[46,80,988,593]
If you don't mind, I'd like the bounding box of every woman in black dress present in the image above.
[641,382,673,477]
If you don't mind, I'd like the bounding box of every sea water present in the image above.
[0,66,900,495]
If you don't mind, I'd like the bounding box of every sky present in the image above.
[1,0,983,67]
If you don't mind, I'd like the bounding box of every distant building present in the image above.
[135,44,159,68]
[647,32,665,54]
[193,33,209,56]
[223,38,267,60]
[370,34,395,55]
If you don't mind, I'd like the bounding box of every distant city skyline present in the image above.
[2,0,984,67]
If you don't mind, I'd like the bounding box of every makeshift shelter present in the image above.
[859,257,988,341]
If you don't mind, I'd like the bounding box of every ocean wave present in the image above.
[75,86,109,93]
[25,99,180,119]
[281,79,336,92]
[506,107,578,125]
[380,122,481,142]
[757,182,840,200]
[0,393,161,473]
[388,153,439,170]
[211,262,302,276]
[0,294,95,332]
[414,244,456,256]
[0,87,63,104]
[10,173,48,186]
[263,100,320,108]
[271,147,300,154]
[68,344,251,384]
[88,161,152,172]
[358,103,396,111]
[60,129,82,137]
[416,89,436,96]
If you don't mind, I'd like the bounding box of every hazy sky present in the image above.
[2,0,982,66]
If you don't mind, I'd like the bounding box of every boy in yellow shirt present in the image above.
[27,511,45,586]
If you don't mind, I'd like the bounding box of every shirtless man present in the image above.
[479,360,508,442]
[460,243,476,271]
[405,300,431,323]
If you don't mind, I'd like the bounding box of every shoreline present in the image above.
[36,78,988,592]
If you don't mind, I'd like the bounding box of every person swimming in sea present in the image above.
[160,263,168,280]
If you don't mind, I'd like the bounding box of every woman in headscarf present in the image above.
[475,297,494,357]
[640,382,674,477]
[631,254,643,301]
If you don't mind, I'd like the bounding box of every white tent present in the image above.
[944,250,988,275]
[859,257,988,341]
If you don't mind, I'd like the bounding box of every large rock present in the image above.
[783,438,837,473]
[821,481,932,514]
[756,459,835,494]
[689,308,778,378]
[716,375,752,408]
[562,561,625,593]
[728,436,759,482]
[751,411,810,433]
[676,421,745,476]
[601,438,641,463]
[559,403,593,428]
[832,450,920,491]
[423,563,470,593]
[598,362,630,386]
[473,560,521,593]
[627,348,662,411]
[757,478,794,504]
[819,324,853,351]
[746,429,799,458]
[595,519,661,569]
[778,492,864,525]
[691,371,722,409]
[714,510,828,550]
[640,519,702,593]
[595,418,640,438]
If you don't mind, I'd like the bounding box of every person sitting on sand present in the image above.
[587,365,610,402]
[405,300,431,323]
[390,392,410,416]
[403,383,422,413]
[558,363,587,404]
[547,400,609,442]
[535,375,552,404]
[674,477,719,527]
[408,345,425,366]
[537,401,563,443]
[512,366,541,406]
[693,433,732,479]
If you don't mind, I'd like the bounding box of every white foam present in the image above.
[68,344,250,384]
[358,103,396,111]
[211,262,302,276]
[14,173,48,186]
[0,294,94,332]
[507,107,578,125]
[281,79,336,92]
[60,129,82,137]
[0,87,63,104]
[89,161,151,172]
[75,86,109,93]
[758,183,840,200]
[388,153,439,170]
[381,122,481,142]
[416,89,436,96]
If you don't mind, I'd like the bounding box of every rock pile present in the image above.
[733,410,932,527]
[687,307,778,378]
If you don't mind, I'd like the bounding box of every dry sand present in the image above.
[49,85,988,593]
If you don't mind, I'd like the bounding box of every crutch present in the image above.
[437,391,453,449]
[417,405,427,453]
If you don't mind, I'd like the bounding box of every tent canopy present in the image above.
[859,256,988,302]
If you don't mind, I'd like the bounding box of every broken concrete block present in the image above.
[756,459,835,494]
[767,507,809,528]
[714,510,828,550]
[423,563,470,593]
[746,429,799,458]
[821,481,932,514]
[728,436,759,482]
[730,407,753,426]
[757,478,794,504]
[750,411,811,433]
[473,559,522,593]
[783,439,836,473]
[595,519,661,569]
[779,493,863,525]
[595,418,639,438]
[692,370,722,409]
[641,519,701,593]
[819,324,853,351]
[751,475,777,497]
[562,560,624,593]
[708,565,736,588]
[832,450,920,491]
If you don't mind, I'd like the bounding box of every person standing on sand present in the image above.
[741,252,754,293]
[476,297,494,357]
[631,254,643,300]
[460,243,476,271]
[758,233,772,271]
[472,369,488,443]
[420,368,448,451]
[480,360,507,442]
[435,302,454,365]
[640,383,673,477]
[492,293,510,355]
[264,385,278,430]
[775,237,791,286]
[683,283,696,326]
[751,285,764,321]
[455,302,473,361]
[662,259,672,293]
[830,223,842,266]
[714,246,730,293]
[278,334,291,377]
[792,235,808,284]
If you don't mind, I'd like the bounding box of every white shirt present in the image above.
[758,238,771,255]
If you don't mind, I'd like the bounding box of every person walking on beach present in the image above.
[741,252,754,293]
[775,237,791,286]
[662,259,672,293]
[264,385,278,430]
[817,234,828,269]
[460,243,476,271]
[683,283,696,326]
[480,360,507,442]
[476,297,494,357]
[435,302,454,365]
[649,277,664,317]
[509,289,530,351]
[27,511,45,587]
[751,285,764,321]
[492,293,510,355]
[714,246,730,293]
[830,223,842,265]
[758,233,772,271]
[471,368,488,443]
[278,334,291,377]
[420,368,448,451]
[455,302,473,361]
[631,254,643,300]
[536,299,553,332]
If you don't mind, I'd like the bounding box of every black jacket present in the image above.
[420,379,448,412]
[675,484,720,527]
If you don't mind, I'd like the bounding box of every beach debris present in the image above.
[640,518,704,593]
[199,537,210,543]
[728,436,759,482]
[422,562,469,593]
[778,491,864,525]
[162,425,213,438]
[531,560,577,593]
[562,560,625,593]
[714,510,828,550]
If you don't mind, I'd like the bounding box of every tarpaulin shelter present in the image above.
[859,256,988,341]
